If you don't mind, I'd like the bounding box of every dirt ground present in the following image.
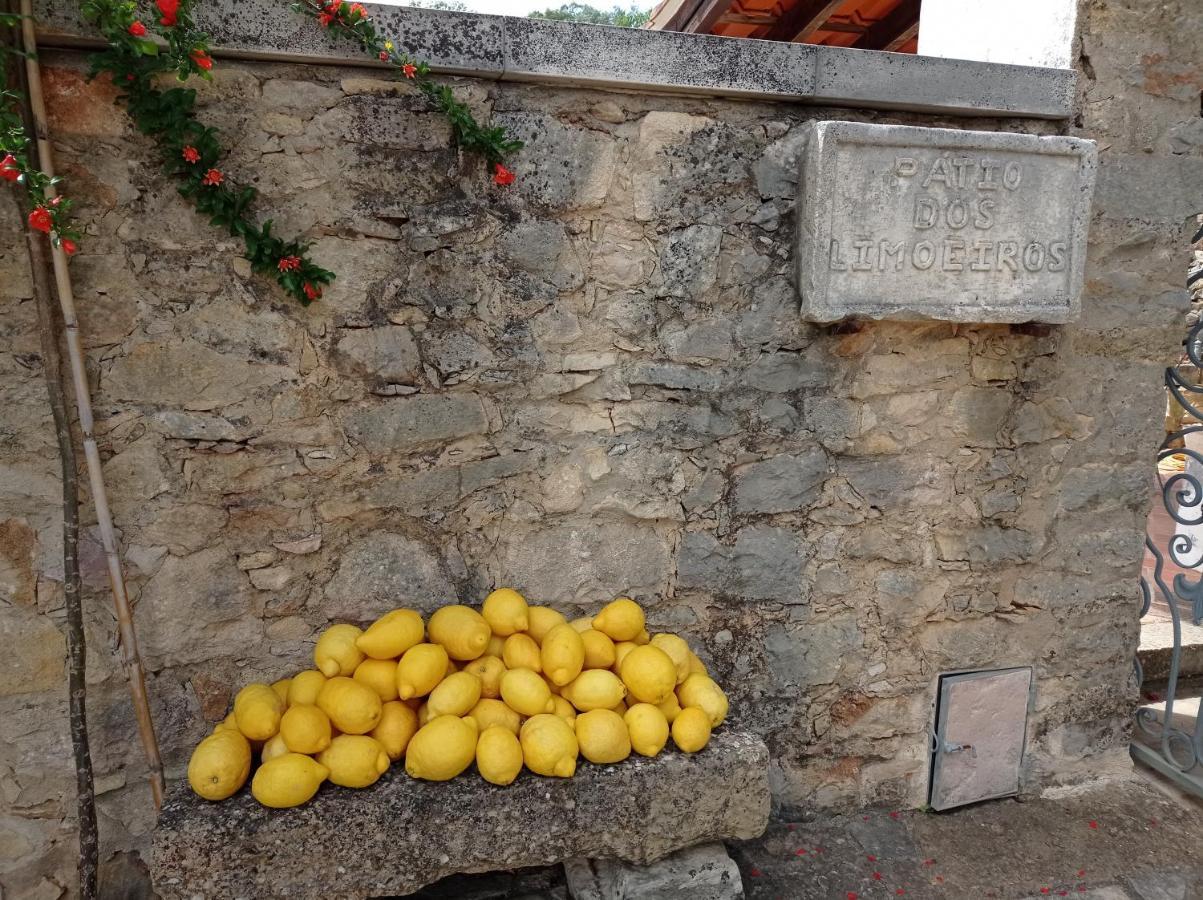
[399,770,1203,899]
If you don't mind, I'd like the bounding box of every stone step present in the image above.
[151,729,770,900]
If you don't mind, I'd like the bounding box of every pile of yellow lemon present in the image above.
[187,591,729,808]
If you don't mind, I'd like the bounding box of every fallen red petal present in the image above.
[1077,870,1085,877]
[847,893,858,900]
[867,855,877,862]
[923,859,937,866]
[1058,891,1069,896]
[873,872,883,880]
[890,811,901,819]
[749,868,762,877]
[1040,889,1050,895]
[896,891,906,896]
[795,848,807,856]
[1088,821,1098,829]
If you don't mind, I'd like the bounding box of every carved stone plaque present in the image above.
[797,122,1097,324]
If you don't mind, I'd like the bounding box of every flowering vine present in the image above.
[79,0,334,304]
[292,0,522,185]
[1,12,81,255]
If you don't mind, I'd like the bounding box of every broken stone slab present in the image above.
[564,842,744,900]
[151,729,770,900]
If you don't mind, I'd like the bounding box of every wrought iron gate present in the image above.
[1132,238,1203,794]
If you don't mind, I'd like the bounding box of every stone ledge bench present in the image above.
[151,729,770,899]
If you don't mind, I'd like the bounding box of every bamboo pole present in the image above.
[5,9,99,894]
[18,0,165,809]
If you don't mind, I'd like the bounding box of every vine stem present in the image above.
[19,0,164,809]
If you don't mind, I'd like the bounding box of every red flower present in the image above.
[873,872,883,881]
[349,2,367,17]
[1041,889,1050,895]
[748,868,761,878]
[191,49,213,71]
[1,154,20,181]
[60,238,77,255]
[28,206,52,234]
[379,50,390,61]
[1077,870,1085,877]
[847,893,858,900]
[493,163,515,186]
[794,848,807,856]
[156,0,179,26]
[128,20,147,36]
[867,855,877,862]
[896,892,906,897]
[303,282,321,302]
[1088,821,1098,830]
[278,256,301,272]
[202,168,223,186]
[402,62,417,79]
[318,12,334,26]
[182,146,200,164]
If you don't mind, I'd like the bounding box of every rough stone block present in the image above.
[797,121,1097,324]
[564,842,744,900]
[151,730,770,900]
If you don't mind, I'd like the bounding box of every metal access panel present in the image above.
[929,667,1033,811]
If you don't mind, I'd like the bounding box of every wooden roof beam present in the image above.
[855,0,921,50]
[683,0,736,33]
[761,0,845,43]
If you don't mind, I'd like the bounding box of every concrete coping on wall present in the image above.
[33,0,1075,120]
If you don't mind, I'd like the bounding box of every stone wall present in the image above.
[1,0,1199,894]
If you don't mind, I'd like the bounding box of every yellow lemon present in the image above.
[469,698,522,735]
[405,714,478,781]
[427,671,483,718]
[356,608,425,659]
[688,651,708,676]
[612,641,638,674]
[541,624,585,687]
[417,701,433,726]
[287,670,327,707]
[271,678,292,704]
[624,703,670,757]
[580,630,616,669]
[213,711,238,733]
[476,725,524,786]
[482,588,529,636]
[464,654,506,699]
[318,734,390,788]
[634,629,651,645]
[396,643,450,700]
[314,623,365,677]
[279,704,333,754]
[428,605,491,661]
[485,634,506,658]
[610,698,627,715]
[575,709,631,764]
[551,694,577,726]
[657,691,683,724]
[562,669,626,712]
[353,658,400,702]
[251,753,328,808]
[591,597,645,642]
[372,701,420,761]
[526,606,568,643]
[187,729,251,801]
[620,644,678,704]
[500,667,555,717]
[677,674,728,727]
[671,706,711,753]
[260,733,289,763]
[445,656,459,678]
[317,676,383,735]
[502,633,542,672]
[650,633,692,684]
[521,714,578,777]
[233,683,285,742]
[543,673,562,696]
[569,616,594,634]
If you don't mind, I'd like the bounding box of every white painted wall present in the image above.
[917,0,1077,69]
